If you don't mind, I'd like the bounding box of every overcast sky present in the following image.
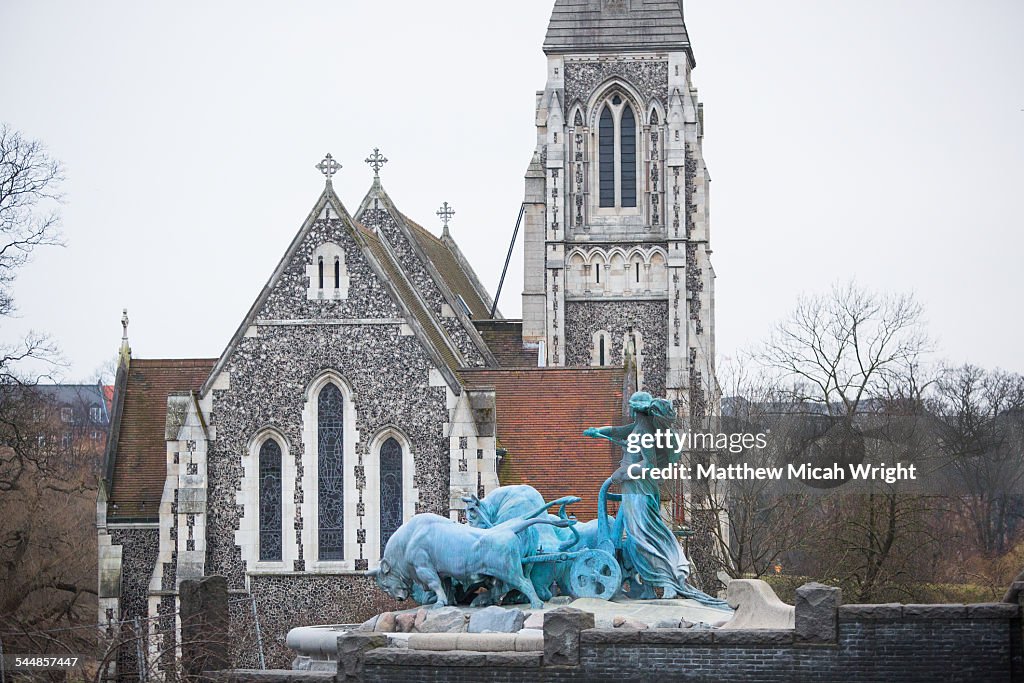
[1,0,1021,381]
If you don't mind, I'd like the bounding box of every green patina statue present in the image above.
[368,390,729,610]
[585,391,728,607]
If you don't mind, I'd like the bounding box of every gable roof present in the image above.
[105,358,215,521]
[354,180,498,369]
[461,367,625,520]
[201,182,466,397]
[544,0,695,66]
[354,221,466,381]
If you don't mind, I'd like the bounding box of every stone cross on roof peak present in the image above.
[365,148,388,177]
[436,202,455,236]
[316,153,341,183]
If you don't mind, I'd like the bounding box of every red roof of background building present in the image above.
[461,367,625,521]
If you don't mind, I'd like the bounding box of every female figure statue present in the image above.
[585,391,727,608]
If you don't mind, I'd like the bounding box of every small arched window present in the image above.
[318,257,324,290]
[318,384,345,561]
[597,93,638,209]
[599,336,606,366]
[379,438,403,555]
[596,264,602,284]
[258,439,283,562]
[334,257,341,289]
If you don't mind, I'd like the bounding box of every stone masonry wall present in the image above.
[108,527,159,681]
[206,215,450,586]
[355,603,1021,683]
[204,213,451,666]
[233,575,403,670]
[565,300,668,398]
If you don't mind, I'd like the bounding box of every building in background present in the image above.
[97,1,719,673]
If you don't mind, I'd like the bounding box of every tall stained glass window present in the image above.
[620,104,636,207]
[379,438,403,555]
[599,107,615,208]
[258,439,282,562]
[318,384,345,560]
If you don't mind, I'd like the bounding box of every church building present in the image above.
[97,0,717,672]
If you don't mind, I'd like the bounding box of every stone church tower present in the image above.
[522,0,717,424]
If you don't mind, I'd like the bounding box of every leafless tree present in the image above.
[706,361,820,579]
[751,281,949,601]
[0,122,65,385]
[932,365,1024,560]
[757,280,931,416]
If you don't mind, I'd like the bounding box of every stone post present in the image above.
[179,576,230,679]
[336,633,387,682]
[543,607,595,667]
[795,582,842,644]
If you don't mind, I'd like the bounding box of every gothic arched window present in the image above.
[334,258,341,289]
[318,257,324,290]
[597,94,638,209]
[318,384,345,561]
[379,437,403,555]
[621,105,637,207]
[599,107,615,207]
[259,439,283,562]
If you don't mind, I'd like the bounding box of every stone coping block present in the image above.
[713,629,795,646]
[405,633,543,652]
[967,603,1020,619]
[838,604,902,621]
[834,602,1020,621]
[580,628,642,644]
[363,648,542,668]
[583,627,794,646]
[638,629,715,645]
[902,604,967,619]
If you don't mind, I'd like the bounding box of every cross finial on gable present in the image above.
[121,309,129,341]
[317,153,341,183]
[365,148,388,177]
[436,202,455,236]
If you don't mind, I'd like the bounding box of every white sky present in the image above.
[1,0,1022,380]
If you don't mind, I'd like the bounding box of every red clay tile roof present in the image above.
[461,368,625,521]
[107,358,215,520]
[472,320,538,368]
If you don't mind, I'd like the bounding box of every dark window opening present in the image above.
[596,265,602,284]
[635,263,641,284]
[318,257,324,289]
[620,104,637,207]
[259,439,283,562]
[599,337,606,366]
[379,437,403,555]
[318,384,345,561]
[599,107,615,208]
[334,258,340,289]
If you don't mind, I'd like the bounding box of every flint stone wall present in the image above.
[203,215,451,668]
[564,300,668,398]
